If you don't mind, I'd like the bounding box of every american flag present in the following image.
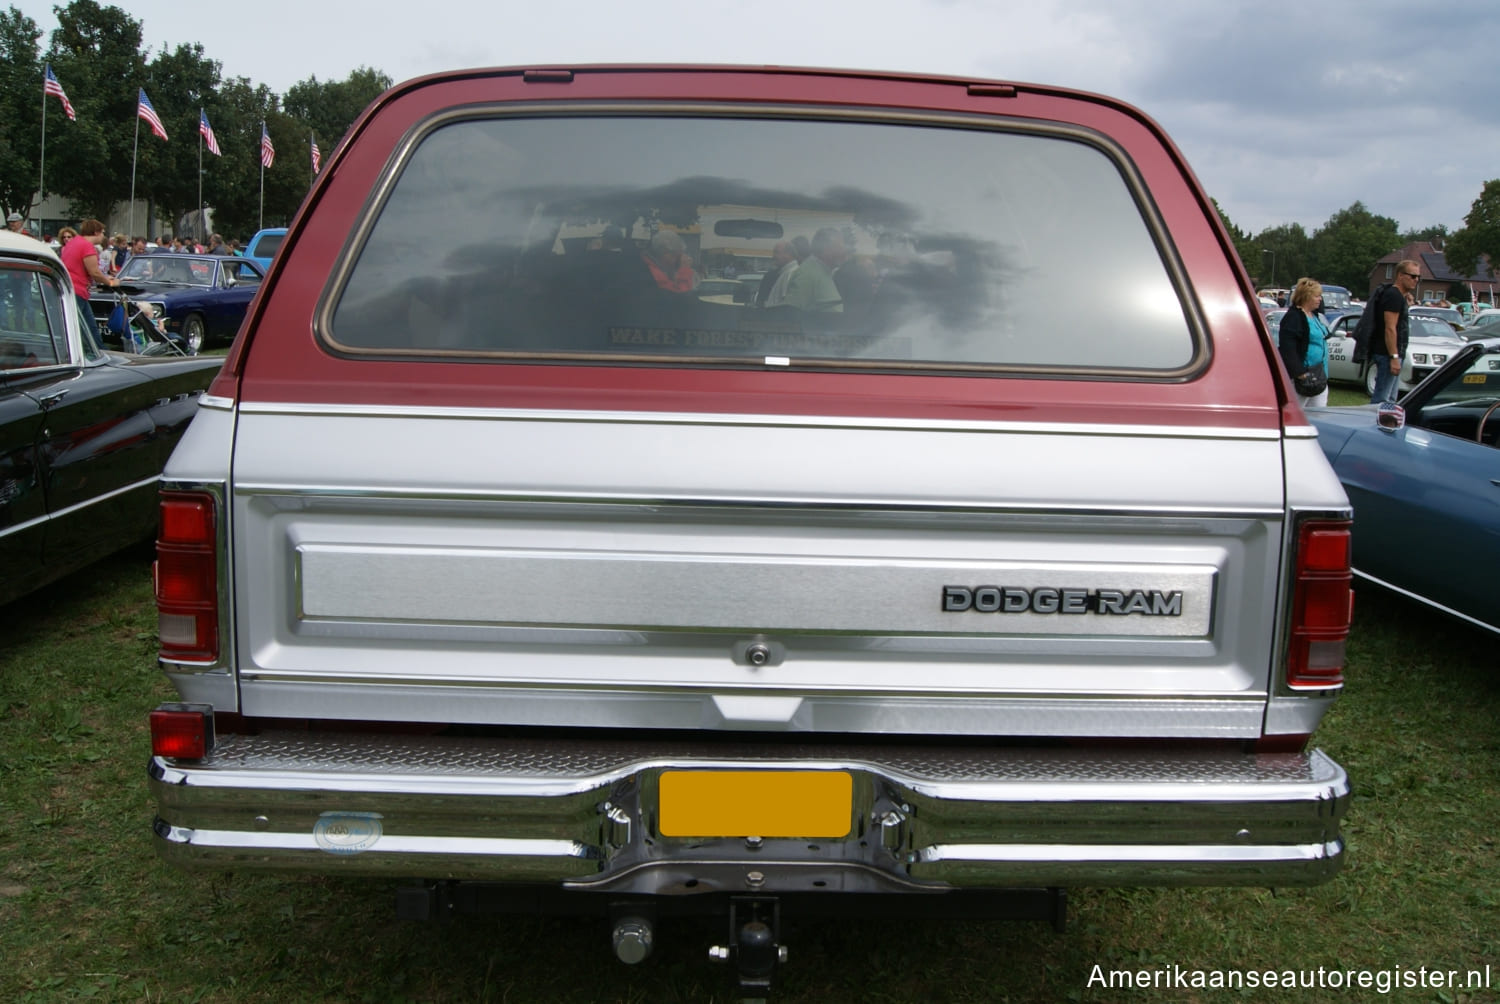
[311,137,321,174]
[199,109,221,156]
[44,65,76,121]
[137,89,168,140]
[260,123,275,168]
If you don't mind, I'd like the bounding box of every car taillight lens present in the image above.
[1286,520,1353,689]
[150,704,214,759]
[156,491,219,662]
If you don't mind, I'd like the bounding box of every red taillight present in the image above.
[150,704,214,759]
[156,491,219,662]
[1286,520,1353,689]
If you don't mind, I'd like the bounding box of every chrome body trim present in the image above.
[0,474,157,539]
[233,485,1284,519]
[234,400,1284,441]
[1351,569,1500,638]
[230,684,1269,738]
[150,732,1347,888]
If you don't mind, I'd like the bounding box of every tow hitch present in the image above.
[397,881,1066,999]
[708,897,786,1000]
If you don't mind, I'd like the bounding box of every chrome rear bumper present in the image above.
[150,732,1348,890]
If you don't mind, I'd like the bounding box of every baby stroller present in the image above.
[104,290,195,356]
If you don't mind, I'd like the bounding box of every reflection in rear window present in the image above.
[330,114,1196,372]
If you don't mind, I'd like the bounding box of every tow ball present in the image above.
[708,897,786,1000]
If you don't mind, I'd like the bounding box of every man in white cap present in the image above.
[6,211,32,237]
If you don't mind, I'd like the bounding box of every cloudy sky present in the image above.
[16,0,1500,236]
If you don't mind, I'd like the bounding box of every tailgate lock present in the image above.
[736,638,783,668]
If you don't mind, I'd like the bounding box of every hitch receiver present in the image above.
[709,896,787,999]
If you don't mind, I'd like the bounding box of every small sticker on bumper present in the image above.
[313,812,383,854]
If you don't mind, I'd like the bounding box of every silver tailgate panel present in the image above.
[229,408,1286,737]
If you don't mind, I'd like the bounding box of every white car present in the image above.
[1324,313,1465,396]
[1409,305,1464,330]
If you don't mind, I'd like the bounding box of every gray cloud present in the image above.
[15,0,1500,236]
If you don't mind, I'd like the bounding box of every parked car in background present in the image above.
[0,230,222,604]
[1318,284,1354,322]
[1464,308,1500,332]
[244,227,286,271]
[1410,305,1463,330]
[1323,313,1462,396]
[1308,336,1500,636]
[95,253,265,353]
[1257,286,1289,305]
[693,278,743,303]
[144,65,1352,992]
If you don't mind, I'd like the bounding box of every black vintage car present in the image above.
[1,231,223,604]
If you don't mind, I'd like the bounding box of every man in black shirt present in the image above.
[1371,261,1419,403]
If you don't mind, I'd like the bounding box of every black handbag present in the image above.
[1294,363,1328,397]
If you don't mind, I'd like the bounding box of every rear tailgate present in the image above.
[214,65,1297,741]
[227,404,1283,738]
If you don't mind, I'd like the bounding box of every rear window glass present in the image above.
[252,233,284,258]
[328,113,1197,372]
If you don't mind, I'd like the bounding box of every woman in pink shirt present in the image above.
[60,218,117,348]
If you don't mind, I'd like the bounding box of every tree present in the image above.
[1307,201,1399,292]
[283,66,392,156]
[44,0,148,222]
[1400,223,1449,245]
[1445,180,1500,283]
[255,109,313,230]
[0,7,44,219]
[0,7,392,240]
[1211,198,1260,280]
[204,76,285,237]
[1253,222,1311,291]
[142,41,223,239]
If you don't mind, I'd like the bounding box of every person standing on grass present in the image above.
[1279,278,1329,408]
[1371,261,1418,403]
[61,219,117,348]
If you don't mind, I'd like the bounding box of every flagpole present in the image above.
[39,75,47,215]
[258,120,265,231]
[129,114,140,239]
[197,112,204,246]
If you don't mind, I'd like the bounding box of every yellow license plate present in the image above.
[658,770,853,838]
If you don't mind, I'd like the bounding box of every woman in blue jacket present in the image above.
[1277,277,1328,407]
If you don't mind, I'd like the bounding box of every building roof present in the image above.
[1373,240,1494,286]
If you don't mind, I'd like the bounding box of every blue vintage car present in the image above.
[96,253,265,352]
[1308,335,1500,635]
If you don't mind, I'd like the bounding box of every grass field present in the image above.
[1327,385,1371,407]
[3,538,1497,1003]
